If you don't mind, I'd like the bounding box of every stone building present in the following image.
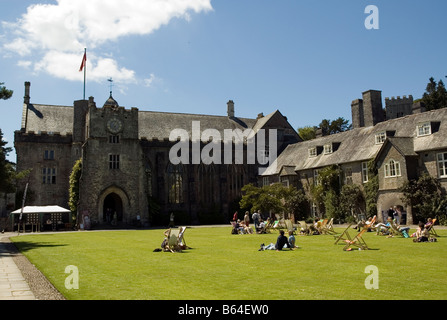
[14,82,300,227]
[262,90,447,223]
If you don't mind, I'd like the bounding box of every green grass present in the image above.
[10,226,447,300]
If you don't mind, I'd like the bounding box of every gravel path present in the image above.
[1,237,65,300]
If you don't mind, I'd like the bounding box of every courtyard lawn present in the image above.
[10,226,447,300]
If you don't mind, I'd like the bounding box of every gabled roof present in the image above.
[262,107,447,176]
[375,137,417,161]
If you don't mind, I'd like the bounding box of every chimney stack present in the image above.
[227,100,235,118]
[24,81,31,104]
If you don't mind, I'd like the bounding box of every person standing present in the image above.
[244,211,250,227]
[252,211,260,231]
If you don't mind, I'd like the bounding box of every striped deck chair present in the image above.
[343,228,369,251]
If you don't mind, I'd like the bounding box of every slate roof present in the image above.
[23,103,74,135]
[262,107,447,176]
[138,111,257,141]
[20,100,277,140]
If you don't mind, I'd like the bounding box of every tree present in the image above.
[400,173,447,224]
[421,77,447,110]
[297,126,316,141]
[339,184,365,221]
[0,129,14,193]
[0,82,13,100]
[239,183,308,218]
[319,117,352,136]
[298,117,352,140]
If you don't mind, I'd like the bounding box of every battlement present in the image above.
[385,95,413,105]
[15,130,73,144]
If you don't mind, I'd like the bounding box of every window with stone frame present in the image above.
[313,169,320,186]
[384,159,401,178]
[344,167,353,185]
[109,135,120,144]
[262,176,270,187]
[44,150,55,160]
[198,164,215,204]
[145,160,153,197]
[167,163,183,204]
[42,167,56,184]
[109,154,120,170]
[361,162,369,183]
[228,165,245,200]
[437,152,447,178]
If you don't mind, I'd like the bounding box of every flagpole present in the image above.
[83,48,86,100]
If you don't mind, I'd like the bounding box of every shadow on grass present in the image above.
[10,240,68,254]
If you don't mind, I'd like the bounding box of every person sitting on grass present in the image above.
[287,230,298,248]
[412,221,437,242]
[259,230,294,251]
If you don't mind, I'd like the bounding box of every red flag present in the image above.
[79,52,87,72]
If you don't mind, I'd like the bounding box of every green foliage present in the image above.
[319,117,352,136]
[0,82,13,100]
[0,129,14,193]
[339,184,365,220]
[421,77,447,111]
[297,126,316,141]
[298,117,352,141]
[364,160,379,217]
[68,159,82,213]
[240,183,308,218]
[400,173,447,224]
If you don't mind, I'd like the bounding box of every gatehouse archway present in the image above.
[103,193,123,223]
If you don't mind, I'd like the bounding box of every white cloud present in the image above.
[2,0,212,84]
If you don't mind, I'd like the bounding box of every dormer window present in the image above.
[375,131,395,144]
[375,132,386,144]
[308,147,317,158]
[323,144,333,155]
[417,122,431,136]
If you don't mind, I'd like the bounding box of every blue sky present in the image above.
[1,0,446,162]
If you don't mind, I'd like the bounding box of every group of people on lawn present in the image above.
[353,212,437,242]
[231,211,298,251]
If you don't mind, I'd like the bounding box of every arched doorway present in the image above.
[103,193,123,223]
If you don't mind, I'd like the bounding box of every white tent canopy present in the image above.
[11,205,70,214]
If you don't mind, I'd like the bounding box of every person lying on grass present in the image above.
[259,230,295,251]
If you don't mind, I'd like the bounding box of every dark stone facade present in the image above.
[14,82,300,228]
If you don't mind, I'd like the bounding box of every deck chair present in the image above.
[298,221,311,235]
[334,223,353,245]
[321,218,337,235]
[361,215,377,232]
[284,219,296,235]
[427,219,439,237]
[343,228,369,251]
[388,221,404,237]
[165,227,188,252]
